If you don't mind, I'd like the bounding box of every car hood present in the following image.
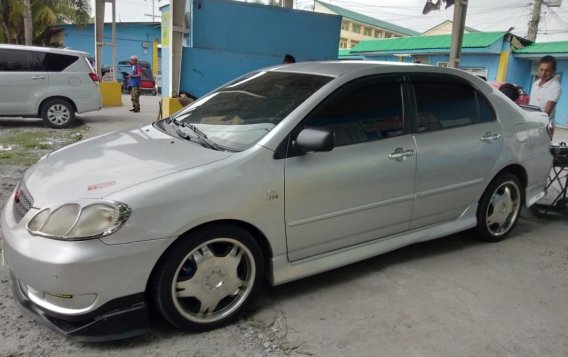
[24,124,232,207]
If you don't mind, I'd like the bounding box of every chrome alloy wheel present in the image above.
[485,180,521,237]
[171,238,256,323]
[46,103,72,126]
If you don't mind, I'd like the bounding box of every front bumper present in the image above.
[1,188,176,341]
[11,271,149,342]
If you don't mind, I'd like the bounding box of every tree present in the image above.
[0,0,91,45]
[24,0,32,45]
[0,0,24,43]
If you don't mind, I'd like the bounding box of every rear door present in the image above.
[284,74,417,261]
[409,73,503,229]
[0,49,48,115]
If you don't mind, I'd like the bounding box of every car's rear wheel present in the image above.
[150,224,263,331]
[41,99,75,128]
[476,174,522,242]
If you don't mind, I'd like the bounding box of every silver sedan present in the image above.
[1,61,553,341]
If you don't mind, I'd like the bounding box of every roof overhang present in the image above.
[514,53,568,60]
[354,48,501,56]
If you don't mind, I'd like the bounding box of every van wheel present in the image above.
[41,99,75,128]
[475,174,522,242]
[150,224,264,331]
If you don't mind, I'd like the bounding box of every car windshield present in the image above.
[169,71,332,151]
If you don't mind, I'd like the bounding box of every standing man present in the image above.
[529,55,562,119]
[128,55,142,113]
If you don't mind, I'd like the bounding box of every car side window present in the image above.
[477,94,496,122]
[303,77,405,146]
[412,76,495,132]
[0,49,29,71]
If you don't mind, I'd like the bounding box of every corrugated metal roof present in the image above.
[513,41,568,54]
[316,1,419,37]
[350,31,506,54]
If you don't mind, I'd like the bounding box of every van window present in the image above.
[0,49,78,72]
[0,49,29,71]
[28,51,45,71]
[43,53,79,71]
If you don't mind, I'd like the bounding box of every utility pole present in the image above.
[527,0,543,42]
[448,0,468,68]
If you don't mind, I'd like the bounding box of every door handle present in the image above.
[480,132,501,143]
[31,76,46,80]
[389,148,415,161]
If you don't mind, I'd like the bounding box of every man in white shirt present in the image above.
[529,55,562,119]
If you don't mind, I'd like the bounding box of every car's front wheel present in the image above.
[476,174,523,242]
[150,224,264,331]
[41,99,75,128]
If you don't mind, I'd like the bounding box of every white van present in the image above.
[0,45,102,128]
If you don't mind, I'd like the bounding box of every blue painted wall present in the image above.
[59,23,160,68]
[554,60,567,125]
[551,61,566,125]
[506,56,533,89]
[176,0,341,97]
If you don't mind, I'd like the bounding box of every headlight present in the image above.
[27,200,131,240]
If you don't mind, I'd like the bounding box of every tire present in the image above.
[41,99,75,128]
[475,174,523,242]
[152,88,157,96]
[150,224,264,331]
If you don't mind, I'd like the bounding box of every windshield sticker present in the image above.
[88,181,116,191]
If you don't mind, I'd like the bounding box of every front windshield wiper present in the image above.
[168,118,225,151]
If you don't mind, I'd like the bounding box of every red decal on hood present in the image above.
[87,181,116,191]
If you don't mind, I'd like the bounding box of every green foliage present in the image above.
[0,0,90,45]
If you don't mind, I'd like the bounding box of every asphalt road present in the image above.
[1,97,567,356]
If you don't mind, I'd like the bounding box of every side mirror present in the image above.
[292,127,335,154]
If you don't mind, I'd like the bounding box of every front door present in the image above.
[284,75,417,261]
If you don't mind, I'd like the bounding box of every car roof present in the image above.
[270,60,479,80]
[0,44,89,57]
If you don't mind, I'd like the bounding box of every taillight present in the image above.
[547,120,555,140]
[89,73,100,82]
